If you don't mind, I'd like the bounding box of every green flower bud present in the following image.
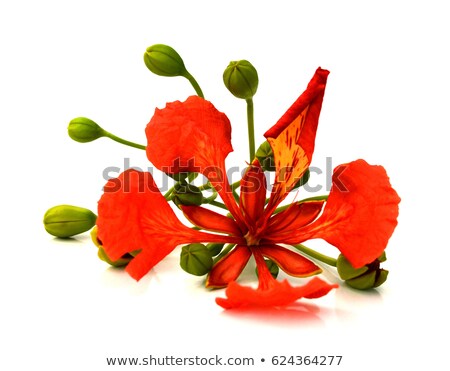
[223,60,259,99]
[337,252,389,290]
[255,141,275,171]
[180,243,214,276]
[143,44,187,77]
[256,258,279,279]
[43,205,97,238]
[90,227,133,267]
[68,117,105,143]
[206,243,224,257]
[172,183,203,206]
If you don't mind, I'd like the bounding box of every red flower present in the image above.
[96,68,400,309]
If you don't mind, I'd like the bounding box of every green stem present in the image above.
[231,179,241,190]
[104,131,146,150]
[293,244,337,267]
[164,186,175,200]
[184,71,204,98]
[273,195,329,214]
[299,195,329,202]
[246,98,255,162]
[232,188,240,203]
[202,190,218,204]
[198,182,213,191]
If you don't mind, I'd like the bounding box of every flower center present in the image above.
[244,231,261,246]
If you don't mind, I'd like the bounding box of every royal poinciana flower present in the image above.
[96,68,400,309]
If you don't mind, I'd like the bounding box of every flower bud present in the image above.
[255,141,275,171]
[337,252,388,290]
[206,243,224,257]
[223,60,258,99]
[43,205,97,238]
[143,44,187,77]
[180,243,214,276]
[172,183,203,206]
[90,227,133,267]
[68,117,105,143]
[256,258,279,279]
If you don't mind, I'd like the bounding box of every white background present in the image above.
[1,1,449,370]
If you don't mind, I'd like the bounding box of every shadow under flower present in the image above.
[219,301,331,326]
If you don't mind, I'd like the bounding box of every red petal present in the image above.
[146,96,232,174]
[97,169,241,281]
[145,96,245,230]
[181,205,241,235]
[239,162,267,227]
[258,244,321,277]
[265,200,324,235]
[264,68,329,213]
[215,277,337,309]
[285,160,401,268]
[206,245,251,288]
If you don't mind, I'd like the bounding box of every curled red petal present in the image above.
[285,159,401,269]
[146,96,232,174]
[145,96,245,230]
[239,162,267,228]
[264,68,329,213]
[258,244,321,277]
[182,205,241,236]
[215,277,337,309]
[97,170,240,281]
[265,200,324,236]
[206,245,251,288]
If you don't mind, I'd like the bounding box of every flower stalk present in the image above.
[246,98,256,161]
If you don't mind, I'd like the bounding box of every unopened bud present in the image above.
[293,169,310,189]
[68,117,105,143]
[180,243,214,276]
[43,205,96,238]
[143,44,187,77]
[223,60,258,99]
[255,141,275,171]
[172,183,203,206]
[206,243,224,257]
[337,252,388,290]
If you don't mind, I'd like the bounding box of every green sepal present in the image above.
[336,254,369,280]
[338,253,389,290]
[346,270,377,290]
[180,243,214,276]
[378,251,387,263]
[374,269,389,288]
[97,247,132,267]
[90,227,137,267]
